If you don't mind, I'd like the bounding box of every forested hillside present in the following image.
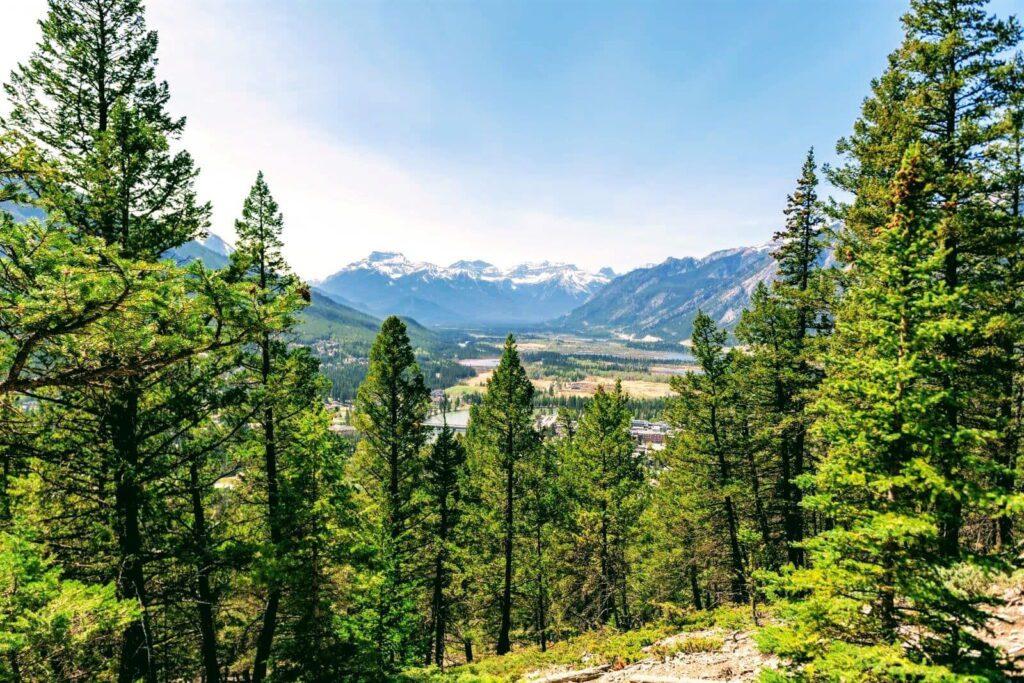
[1,1,1022,682]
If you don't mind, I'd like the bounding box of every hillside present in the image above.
[296,287,438,349]
[164,235,433,346]
[316,251,611,326]
[556,245,777,341]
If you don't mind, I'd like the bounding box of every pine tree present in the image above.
[3,0,209,258]
[270,404,357,681]
[229,173,313,682]
[987,53,1024,549]
[353,316,430,673]
[2,3,218,680]
[565,382,645,630]
[424,403,468,667]
[467,334,537,655]
[665,312,748,603]
[738,149,832,567]
[762,146,1004,678]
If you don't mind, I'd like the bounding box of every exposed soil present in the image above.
[524,629,777,683]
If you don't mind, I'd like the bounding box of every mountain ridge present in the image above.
[316,251,611,326]
[554,244,780,340]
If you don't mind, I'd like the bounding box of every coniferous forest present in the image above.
[1,0,1024,681]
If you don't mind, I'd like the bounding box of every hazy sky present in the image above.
[3,1,1017,278]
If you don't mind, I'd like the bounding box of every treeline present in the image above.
[521,351,661,375]
[319,355,474,401]
[2,0,1024,682]
[533,394,667,421]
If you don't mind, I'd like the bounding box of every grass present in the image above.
[399,606,753,682]
[398,626,674,682]
[648,634,724,659]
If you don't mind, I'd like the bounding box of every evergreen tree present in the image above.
[3,0,209,258]
[564,382,645,630]
[738,149,832,567]
[665,312,748,603]
[2,3,219,680]
[467,335,537,655]
[424,403,468,667]
[228,173,314,682]
[987,53,1024,549]
[763,147,1004,679]
[830,0,1021,556]
[353,316,430,673]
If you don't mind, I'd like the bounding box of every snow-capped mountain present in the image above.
[198,233,233,257]
[317,251,612,326]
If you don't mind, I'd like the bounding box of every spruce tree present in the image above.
[763,147,1004,678]
[565,382,645,629]
[467,334,537,655]
[424,404,468,667]
[353,316,430,673]
[738,149,831,567]
[830,0,1021,556]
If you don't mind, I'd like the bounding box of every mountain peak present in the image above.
[319,252,611,326]
[448,259,500,277]
[199,232,234,256]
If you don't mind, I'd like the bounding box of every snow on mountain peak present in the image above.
[338,252,610,292]
[199,233,234,256]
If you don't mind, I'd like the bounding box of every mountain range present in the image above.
[315,251,611,326]
[167,234,823,341]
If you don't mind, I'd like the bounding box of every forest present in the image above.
[1,0,1023,681]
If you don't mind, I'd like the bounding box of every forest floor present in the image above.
[989,574,1024,676]
[519,628,776,682]
[401,607,767,682]
[404,575,1024,682]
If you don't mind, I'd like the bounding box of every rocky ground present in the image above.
[523,629,776,683]
[520,577,1024,683]
[989,578,1024,676]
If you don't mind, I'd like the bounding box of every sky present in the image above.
[1,1,1018,278]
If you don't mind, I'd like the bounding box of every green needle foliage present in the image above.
[1,0,1023,680]
[353,315,431,675]
[466,335,539,655]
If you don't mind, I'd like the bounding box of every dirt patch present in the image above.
[524,630,777,683]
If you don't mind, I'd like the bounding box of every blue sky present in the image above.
[4,1,1018,277]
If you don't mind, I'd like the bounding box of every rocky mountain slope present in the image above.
[316,251,611,326]
[555,245,779,341]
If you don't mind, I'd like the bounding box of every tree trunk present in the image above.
[536,522,548,652]
[497,452,514,655]
[252,334,281,683]
[190,459,220,683]
[689,563,703,611]
[112,387,157,683]
[431,553,446,666]
[723,495,747,603]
